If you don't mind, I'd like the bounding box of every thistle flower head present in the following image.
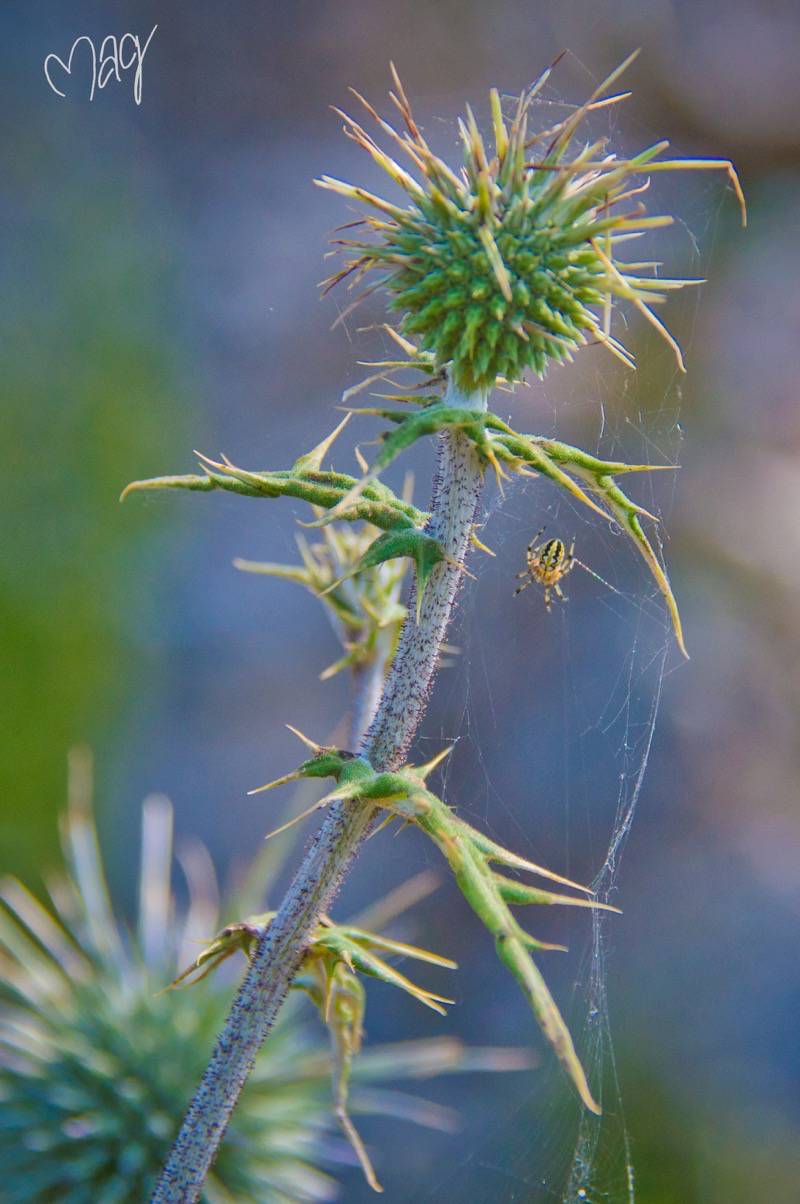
[318,55,745,393]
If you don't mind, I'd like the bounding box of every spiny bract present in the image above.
[318,55,744,394]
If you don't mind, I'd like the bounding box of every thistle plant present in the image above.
[121,55,743,1201]
[249,732,619,1112]
[170,899,458,1193]
[226,419,413,722]
[0,751,526,1200]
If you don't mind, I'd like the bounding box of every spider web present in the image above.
[418,390,680,1202]
[329,61,728,1198]
[408,67,720,1198]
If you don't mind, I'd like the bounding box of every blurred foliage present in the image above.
[0,158,190,882]
[595,1057,800,1204]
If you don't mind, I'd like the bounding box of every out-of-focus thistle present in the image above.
[318,54,745,393]
[0,751,529,1201]
[232,502,409,684]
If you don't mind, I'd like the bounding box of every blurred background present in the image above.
[3,1,799,1199]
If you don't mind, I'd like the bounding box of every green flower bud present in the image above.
[318,58,744,392]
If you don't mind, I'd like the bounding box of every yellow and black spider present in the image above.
[514,528,576,611]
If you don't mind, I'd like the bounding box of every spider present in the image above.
[514,528,576,611]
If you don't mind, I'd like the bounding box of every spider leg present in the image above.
[514,578,532,596]
[544,586,552,611]
[528,526,545,553]
[554,583,567,602]
[560,539,577,580]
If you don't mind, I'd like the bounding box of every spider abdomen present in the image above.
[515,530,576,608]
[529,539,566,581]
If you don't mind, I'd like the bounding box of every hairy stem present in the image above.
[152,380,486,1202]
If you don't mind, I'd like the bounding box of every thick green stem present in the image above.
[151,380,487,1202]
